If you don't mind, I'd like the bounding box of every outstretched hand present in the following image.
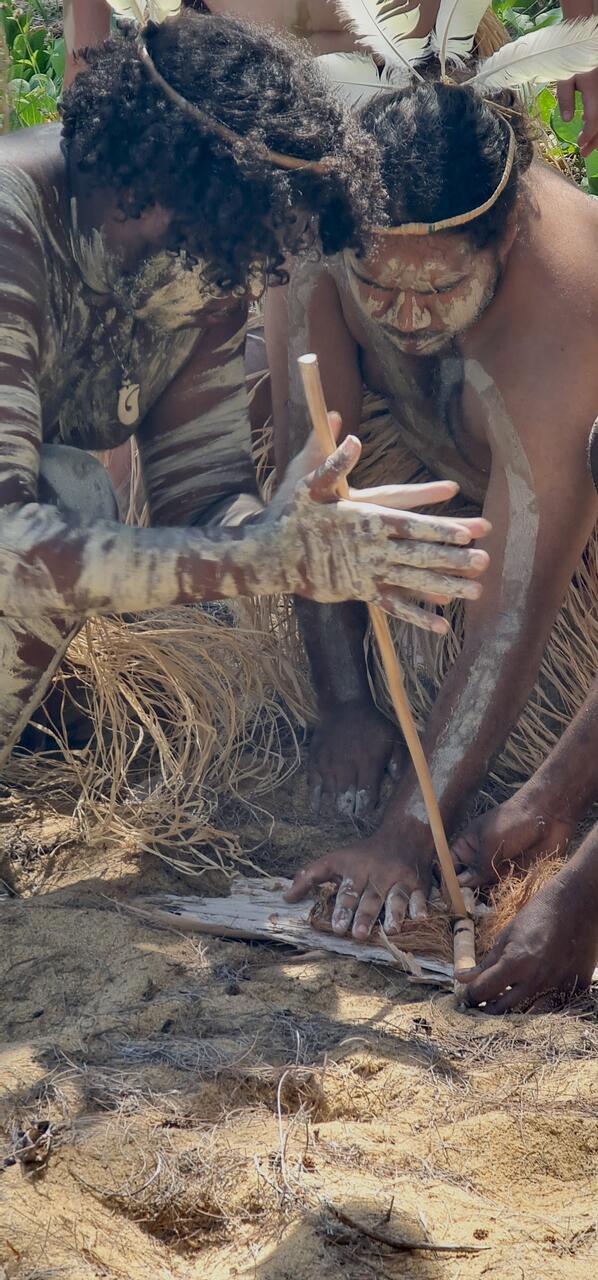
[272,411,490,623]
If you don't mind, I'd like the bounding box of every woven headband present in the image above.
[137,37,331,175]
[371,120,516,237]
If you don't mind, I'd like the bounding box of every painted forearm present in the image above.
[383,359,547,836]
[0,501,282,617]
[389,615,552,835]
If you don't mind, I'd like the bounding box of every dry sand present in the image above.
[1,775,597,1280]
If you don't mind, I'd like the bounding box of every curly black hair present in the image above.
[360,76,535,248]
[60,10,384,291]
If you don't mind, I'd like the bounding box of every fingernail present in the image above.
[455,532,471,545]
[562,110,572,121]
[353,921,370,939]
[470,551,489,568]
[332,909,352,934]
[337,789,356,817]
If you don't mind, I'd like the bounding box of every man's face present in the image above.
[345,232,500,356]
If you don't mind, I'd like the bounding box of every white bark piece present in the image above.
[134,875,456,985]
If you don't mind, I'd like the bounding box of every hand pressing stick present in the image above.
[298,355,472,942]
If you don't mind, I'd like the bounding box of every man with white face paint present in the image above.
[274,76,598,960]
[0,13,489,768]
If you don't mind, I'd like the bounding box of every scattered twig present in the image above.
[323,1200,490,1254]
[70,1154,163,1200]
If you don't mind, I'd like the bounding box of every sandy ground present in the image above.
[1,774,598,1280]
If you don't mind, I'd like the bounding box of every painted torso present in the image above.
[0,126,235,456]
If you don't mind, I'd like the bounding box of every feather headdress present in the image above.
[107,1,181,23]
[105,0,330,174]
[331,2,598,91]
[326,4,598,233]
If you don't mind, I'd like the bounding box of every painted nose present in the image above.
[391,290,432,332]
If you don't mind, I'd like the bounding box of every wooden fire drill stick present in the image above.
[298,355,476,982]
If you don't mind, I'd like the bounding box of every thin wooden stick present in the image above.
[298,354,467,920]
[454,886,477,998]
[323,1199,489,1253]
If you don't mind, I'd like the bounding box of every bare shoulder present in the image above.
[0,124,65,245]
[470,166,598,445]
[0,122,63,185]
[287,255,341,323]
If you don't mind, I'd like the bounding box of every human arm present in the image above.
[558,0,598,157]
[452,672,598,889]
[268,262,490,814]
[0,204,490,621]
[459,821,598,1012]
[63,1,111,88]
[287,359,598,936]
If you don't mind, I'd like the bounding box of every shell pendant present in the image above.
[117,381,141,428]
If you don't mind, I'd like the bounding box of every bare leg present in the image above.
[0,446,118,769]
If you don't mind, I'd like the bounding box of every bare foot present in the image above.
[308,698,403,818]
[451,787,576,890]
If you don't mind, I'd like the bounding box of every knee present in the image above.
[38,445,119,522]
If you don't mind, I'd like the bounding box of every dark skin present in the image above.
[460,828,598,1012]
[269,161,598,943]
[455,673,598,1009]
[0,124,493,760]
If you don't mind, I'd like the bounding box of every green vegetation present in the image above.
[0,0,64,128]
[493,0,597,191]
[0,0,593,186]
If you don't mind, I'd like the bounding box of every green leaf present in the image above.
[28,28,47,54]
[585,149,598,191]
[48,37,65,84]
[28,72,58,99]
[535,87,557,128]
[8,76,32,98]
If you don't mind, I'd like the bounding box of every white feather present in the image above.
[471,17,598,90]
[318,52,385,108]
[435,0,490,76]
[334,1,430,76]
[107,1,181,24]
[317,52,408,109]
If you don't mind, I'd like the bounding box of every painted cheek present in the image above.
[436,277,487,331]
[359,288,392,321]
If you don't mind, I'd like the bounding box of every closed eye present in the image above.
[350,267,468,295]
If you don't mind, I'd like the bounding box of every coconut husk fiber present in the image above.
[8,603,311,875]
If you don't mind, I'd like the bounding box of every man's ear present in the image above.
[498,206,518,262]
[587,418,598,495]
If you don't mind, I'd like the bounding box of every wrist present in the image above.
[557,828,598,904]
